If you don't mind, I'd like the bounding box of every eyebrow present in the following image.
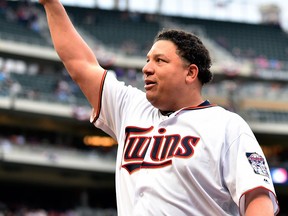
[146,53,167,59]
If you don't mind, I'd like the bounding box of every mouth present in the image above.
[144,80,156,90]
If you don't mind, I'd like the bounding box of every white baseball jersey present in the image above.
[91,72,279,216]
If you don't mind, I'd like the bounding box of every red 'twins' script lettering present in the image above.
[121,126,200,174]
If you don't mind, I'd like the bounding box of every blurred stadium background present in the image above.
[0,0,287,215]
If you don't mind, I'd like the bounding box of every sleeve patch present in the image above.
[246,152,269,178]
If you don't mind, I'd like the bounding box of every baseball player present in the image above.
[39,0,279,215]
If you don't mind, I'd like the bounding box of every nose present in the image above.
[142,61,154,77]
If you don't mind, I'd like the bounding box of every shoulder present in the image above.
[103,71,146,100]
[204,106,254,138]
[213,106,248,124]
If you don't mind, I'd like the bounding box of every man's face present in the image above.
[142,40,191,111]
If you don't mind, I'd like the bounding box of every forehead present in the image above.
[147,40,178,57]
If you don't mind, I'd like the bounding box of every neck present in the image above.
[160,110,175,116]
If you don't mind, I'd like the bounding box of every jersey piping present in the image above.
[175,100,217,116]
[91,69,108,124]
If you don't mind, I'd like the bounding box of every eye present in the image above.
[156,58,164,63]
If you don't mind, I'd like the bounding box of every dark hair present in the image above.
[154,29,213,85]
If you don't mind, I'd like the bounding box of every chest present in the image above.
[119,115,226,175]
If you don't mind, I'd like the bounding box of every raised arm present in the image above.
[39,0,105,110]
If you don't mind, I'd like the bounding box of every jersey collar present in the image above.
[181,100,216,112]
[160,100,216,117]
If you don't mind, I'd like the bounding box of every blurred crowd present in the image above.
[0,0,45,34]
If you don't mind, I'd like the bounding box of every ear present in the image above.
[185,64,199,84]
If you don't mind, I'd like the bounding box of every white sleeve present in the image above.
[90,72,145,140]
[222,116,279,215]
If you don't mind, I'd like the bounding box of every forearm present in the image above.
[42,1,97,67]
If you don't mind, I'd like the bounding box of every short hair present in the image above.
[154,29,213,85]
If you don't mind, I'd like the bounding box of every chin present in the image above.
[146,95,158,108]
[146,94,167,110]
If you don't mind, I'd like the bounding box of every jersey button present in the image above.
[139,192,144,197]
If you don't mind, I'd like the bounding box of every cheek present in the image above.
[166,77,188,96]
[162,73,185,87]
[157,67,187,90]
[159,78,181,96]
